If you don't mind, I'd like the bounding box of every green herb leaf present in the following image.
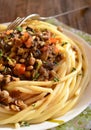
[52,34,56,38]
[78,73,82,76]
[71,67,76,72]
[0,49,3,58]
[16,26,23,32]
[61,42,68,46]
[54,61,58,65]
[33,72,40,80]
[3,67,7,73]
[32,103,35,107]
[53,77,59,82]
[19,121,30,127]
[78,73,83,77]
[26,26,34,33]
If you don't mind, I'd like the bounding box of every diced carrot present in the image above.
[25,37,32,48]
[21,32,29,42]
[14,64,26,75]
[6,30,13,35]
[54,46,59,54]
[49,38,60,44]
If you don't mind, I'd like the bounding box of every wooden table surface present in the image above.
[0,0,91,34]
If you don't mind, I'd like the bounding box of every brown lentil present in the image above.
[29,57,35,65]
[19,59,25,63]
[25,71,31,78]
[27,66,33,70]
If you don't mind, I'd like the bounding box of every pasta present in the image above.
[0,20,89,127]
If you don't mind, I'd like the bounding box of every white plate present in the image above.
[0,26,91,130]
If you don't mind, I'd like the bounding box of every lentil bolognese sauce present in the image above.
[0,20,89,127]
[0,23,64,111]
[0,26,63,81]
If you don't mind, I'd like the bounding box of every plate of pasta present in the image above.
[0,20,91,130]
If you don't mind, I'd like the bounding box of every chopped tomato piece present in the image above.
[25,37,32,48]
[14,64,26,75]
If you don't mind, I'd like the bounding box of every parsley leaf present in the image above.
[0,49,3,58]
[71,67,76,72]
[16,26,23,32]
[53,77,59,82]
[33,72,40,80]
[61,42,68,46]
[32,103,35,107]
[19,121,30,127]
